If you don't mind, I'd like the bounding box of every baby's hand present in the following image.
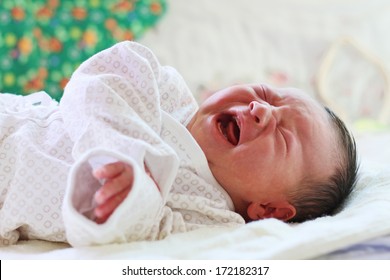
[93,161,134,224]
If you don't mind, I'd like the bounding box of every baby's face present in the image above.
[187,84,337,221]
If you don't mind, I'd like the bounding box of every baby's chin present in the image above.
[208,164,235,194]
[208,163,227,188]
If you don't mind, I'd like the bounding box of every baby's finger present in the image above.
[94,164,134,205]
[94,187,129,224]
[93,161,126,180]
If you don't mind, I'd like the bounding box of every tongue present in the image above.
[226,120,239,145]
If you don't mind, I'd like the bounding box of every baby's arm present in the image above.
[60,42,179,246]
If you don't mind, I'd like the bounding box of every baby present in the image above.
[0,41,358,246]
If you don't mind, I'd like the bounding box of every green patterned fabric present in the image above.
[0,0,167,100]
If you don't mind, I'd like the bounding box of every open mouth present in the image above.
[217,114,241,146]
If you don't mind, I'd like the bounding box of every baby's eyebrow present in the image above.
[251,84,267,98]
[270,86,289,100]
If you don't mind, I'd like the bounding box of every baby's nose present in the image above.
[249,101,272,126]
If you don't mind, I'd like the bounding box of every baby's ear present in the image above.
[247,201,296,222]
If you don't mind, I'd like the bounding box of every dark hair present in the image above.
[288,106,359,223]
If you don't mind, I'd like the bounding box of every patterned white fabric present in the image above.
[0,41,244,247]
